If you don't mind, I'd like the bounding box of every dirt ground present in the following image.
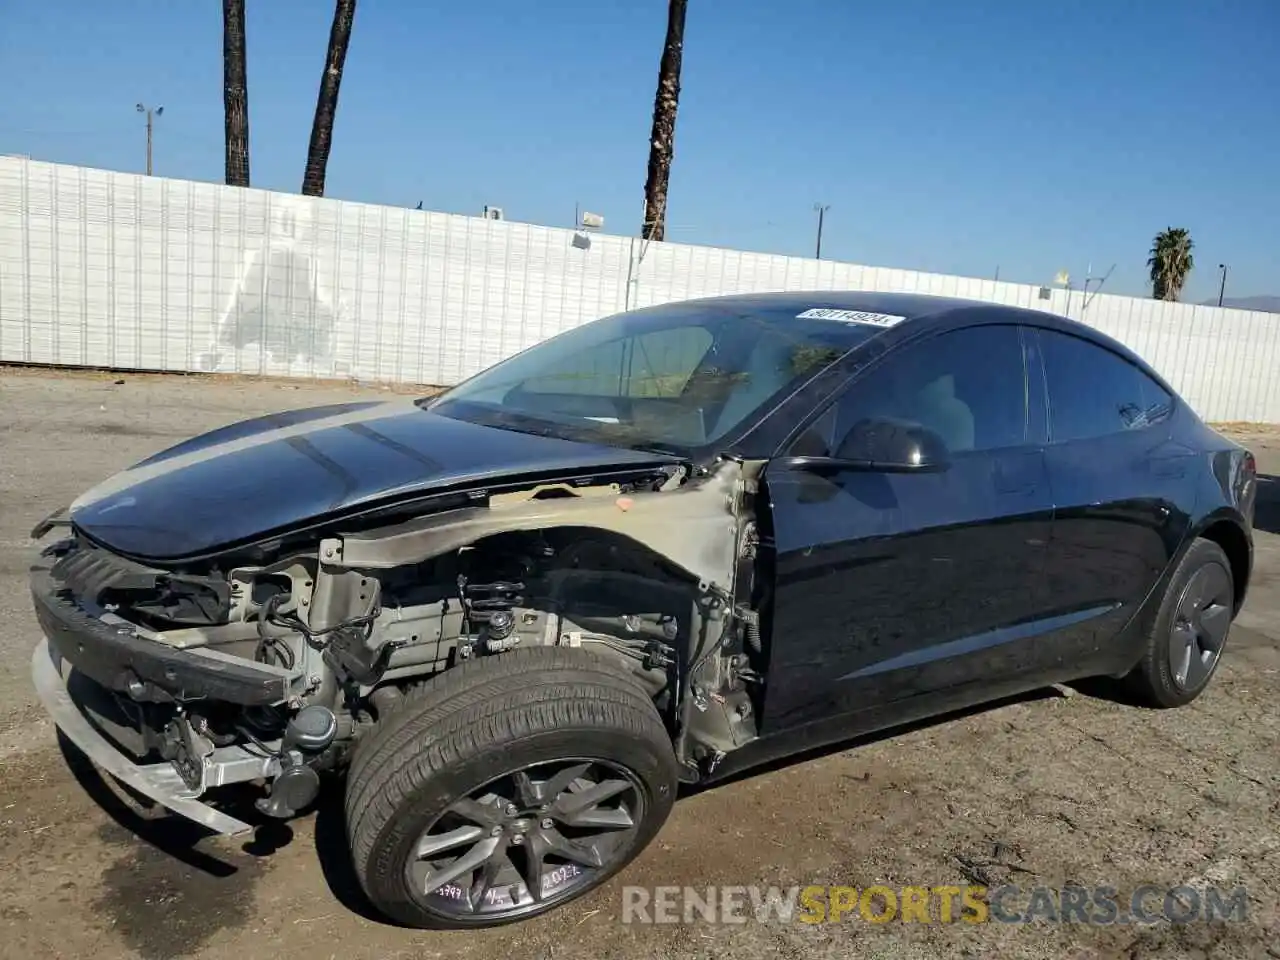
[1,367,1277,960]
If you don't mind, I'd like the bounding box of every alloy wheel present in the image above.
[406,758,644,919]
[1168,561,1233,691]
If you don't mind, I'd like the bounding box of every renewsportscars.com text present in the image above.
[620,884,1250,925]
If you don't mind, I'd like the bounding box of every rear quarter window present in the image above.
[1038,328,1173,442]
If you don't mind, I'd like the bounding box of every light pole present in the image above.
[1218,263,1228,307]
[136,103,163,175]
[813,203,830,259]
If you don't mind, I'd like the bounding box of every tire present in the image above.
[344,646,679,929]
[1125,537,1235,708]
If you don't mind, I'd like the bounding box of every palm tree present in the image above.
[1148,227,1195,301]
[222,0,251,187]
[301,0,357,197]
[641,0,689,241]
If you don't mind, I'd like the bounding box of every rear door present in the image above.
[758,323,1056,733]
[1031,327,1195,672]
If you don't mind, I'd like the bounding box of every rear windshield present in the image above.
[423,300,885,455]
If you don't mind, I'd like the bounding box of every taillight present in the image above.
[1242,450,1258,525]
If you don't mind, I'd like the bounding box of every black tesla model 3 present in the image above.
[31,291,1256,927]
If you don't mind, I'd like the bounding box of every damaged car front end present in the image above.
[31,447,764,831]
[29,293,888,926]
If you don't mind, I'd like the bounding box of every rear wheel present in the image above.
[1126,537,1234,708]
[344,647,679,928]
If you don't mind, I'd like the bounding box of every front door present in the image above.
[758,323,1056,734]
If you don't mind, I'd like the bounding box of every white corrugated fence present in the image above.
[1,155,1277,421]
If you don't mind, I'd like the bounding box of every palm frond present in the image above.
[1148,227,1195,301]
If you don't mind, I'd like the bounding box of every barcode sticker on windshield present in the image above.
[796,308,907,327]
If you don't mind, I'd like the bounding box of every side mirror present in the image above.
[784,417,951,474]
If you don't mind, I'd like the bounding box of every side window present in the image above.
[521,326,713,397]
[789,324,1028,456]
[1038,329,1173,442]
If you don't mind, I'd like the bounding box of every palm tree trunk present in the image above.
[642,0,688,241]
[301,0,357,197]
[222,0,250,187]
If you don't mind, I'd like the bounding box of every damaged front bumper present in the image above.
[30,563,288,706]
[32,638,271,836]
[28,560,297,837]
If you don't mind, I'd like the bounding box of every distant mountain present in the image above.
[1196,295,1280,313]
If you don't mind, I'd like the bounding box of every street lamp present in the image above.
[136,103,163,175]
[1218,264,1228,308]
[813,203,830,259]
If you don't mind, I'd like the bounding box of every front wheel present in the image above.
[1125,537,1235,708]
[344,647,679,928]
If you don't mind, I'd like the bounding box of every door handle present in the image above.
[995,475,1035,494]
[994,466,1036,494]
[993,455,1043,495]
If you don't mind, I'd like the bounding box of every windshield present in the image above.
[422,300,885,454]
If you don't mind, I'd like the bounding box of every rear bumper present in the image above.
[32,638,256,836]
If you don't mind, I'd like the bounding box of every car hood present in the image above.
[68,398,680,562]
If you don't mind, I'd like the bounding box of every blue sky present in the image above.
[1,0,1276,300]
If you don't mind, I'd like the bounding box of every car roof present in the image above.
[657,289,993,322]
[658,289,1072,332]
[656,290,1163,387]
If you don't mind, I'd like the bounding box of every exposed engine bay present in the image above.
[32,457,769,826]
